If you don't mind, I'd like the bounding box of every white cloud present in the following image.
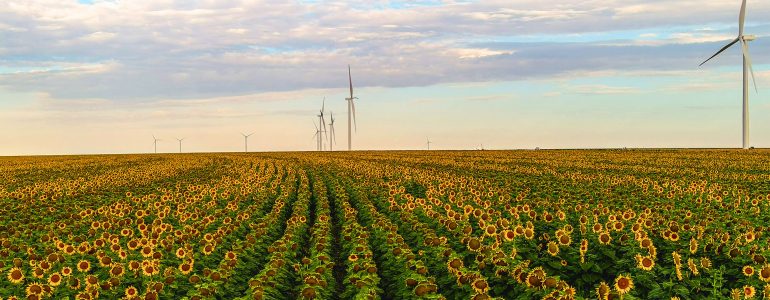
[79,31,117,42]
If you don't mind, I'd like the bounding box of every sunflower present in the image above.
[202,245,214,256]
[471,278,489,293]
[525,273,543,289]
[25,282,44,297]
[48,272,62,286]
[598,232,612,245]
[179,262,193,275]
[503,230,515,242]
[524,228,535,240]
[687,258,699,276]
[669,232,680,242]
[636,255,655,271]
[700,257,712,270]
[689,238,698,254]
[744,266,755,277]
[672,252,682,266]
[225,251,237,261]
[614,274,633,295]
[546,241,559,257]
[62,266,73,277]
[757,264,770,283]
[77,260,91,273]
[596,282,611,300]
[743,285,756,299]
[7,267,24,284]
[110,264,125,277]
[125,286,138,298]
[168,247,184,260]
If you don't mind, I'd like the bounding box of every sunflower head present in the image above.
[598,232,612,245]
[743,266,755,277]
[77,260,91,272]
[743,285,755,299]
[546,241,559,257]
[596,282,611,300]
[637,255,655,271]
[614,274,633,295]
[7,267,24,284]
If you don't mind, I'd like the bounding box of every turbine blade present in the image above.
[348,65,354,98]
[741,40,758,93]
[739,0,747,36]
[699,37,740,66]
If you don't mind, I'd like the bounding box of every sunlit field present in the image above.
[1,150,770,300]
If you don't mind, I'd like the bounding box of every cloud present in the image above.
[0,0,767,102]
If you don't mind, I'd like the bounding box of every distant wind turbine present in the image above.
[241,132,254,152]
[313,123,322,151]
[329,112,337,151]
[426,137,432,150]
[152,135,161,154]
[699,0,758,149]
[317,98,327,151]
[176,137,185,153]
[345,65,358,151]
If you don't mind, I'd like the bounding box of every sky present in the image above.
[1,0,770,155]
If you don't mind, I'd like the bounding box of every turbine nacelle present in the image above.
[742,34,756,41]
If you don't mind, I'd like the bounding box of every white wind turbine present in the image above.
[317,98,328,151]
[313,123,322,151]
[152,135,161,154]
[426,137,432,150]
[699,0,758,149]
[241,132,254,152]
[329,112,337,151]
[175,137,185,153]
[345,65,358,151]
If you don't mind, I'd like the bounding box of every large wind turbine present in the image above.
[345,65,358,151]
[241,132,254,152]
[152,135,161,154]
[176,137,185,153]
[426,137,432,151]
[699,0,758,149]
[328,112,337,151]
[317,98,327,151]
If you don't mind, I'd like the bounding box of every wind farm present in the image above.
[1,1,770,300]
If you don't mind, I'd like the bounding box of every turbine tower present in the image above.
[345,65,358,151]
[241,132,254,152]
[152,135,161,154]
[426,137,432,150]
[699,0,758,149]
[317,98,327,151]
[175,137,185,153]
[329,112,337,151]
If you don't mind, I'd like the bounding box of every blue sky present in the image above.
[0,0,769,155]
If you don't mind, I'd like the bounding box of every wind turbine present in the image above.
[152,135,161,154]
[175,137,185,153]
[345,65,358,151]
[426,137,432,150]
[699,0,758,149]
[313,123,322,151]
[241,132,254,152]
[329,112,337,151]
[317,98,327,151]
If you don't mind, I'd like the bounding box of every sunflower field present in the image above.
[1,150,769,300]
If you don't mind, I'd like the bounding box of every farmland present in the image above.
[1,150,770,300]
